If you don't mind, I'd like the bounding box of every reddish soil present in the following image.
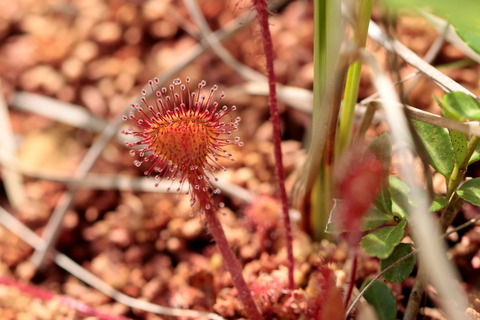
[0,1,479,319]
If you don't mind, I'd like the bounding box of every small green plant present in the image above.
[295,0,480,318]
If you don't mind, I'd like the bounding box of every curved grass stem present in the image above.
[336,0,374,157]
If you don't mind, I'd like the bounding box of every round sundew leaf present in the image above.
[439,91,480,122]
[449,130,468,166]
[430,194,448,212]
[455,22,480,55]
[468,143,480,165]
[389,176,410,218]
[374,187,393,215]
[380,243,416,283]
[360,219,407,259]
[368,134,393,215]
[360,280,397,320]
[412,120,454,178]
[456,178,480,206]
[362,208,396,231]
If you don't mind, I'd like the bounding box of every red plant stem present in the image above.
[0,276,131,320]
[203,204,264,320]
[252,0,295,291]
[343,249,358,308]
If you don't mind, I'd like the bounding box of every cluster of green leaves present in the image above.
[318,1,480,318]
[360,136,414,279]
[358,92,480,320]
[354,2,480,318]
[414,92,480,206]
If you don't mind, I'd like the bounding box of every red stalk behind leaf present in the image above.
[336,151,385,245]
[0,276,131,320]
[335,151,386,308]
[305,267,345,320]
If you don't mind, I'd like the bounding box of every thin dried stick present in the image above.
[243,79,480,136]
[422,12,480,64]
[403,23,450,97]
[346,215,480,317]
[30,112,125,268]
[14,87,480,143]
[0,150,304,224]
[12,92,107,133]
[0,206,226,320]
[361,49,468,320]
[240,82,313,113]
[369,20,478,320]
[345,248,417,318]
[365,100,480,137]
[184,0,265,83]
[0,81,25,208]
[28,3,274,269]
[185,0,315,117]
[368,20,475,97]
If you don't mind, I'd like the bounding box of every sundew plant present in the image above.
[122,77,241,204]
[122,78,263,320]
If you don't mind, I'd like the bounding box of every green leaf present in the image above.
[369,134,393,214]
[449,130,468,165]
[375,187,393,215]
[439,91,480,122]
[384,0,480,54]
[389,176,410,218]
[360,280,397,320]
[412,120,454,178]
[380,243,416,283]
[456,178,480,206]
[468,143,480,165]
[326,206,398,234]
[430,194,448,211]
[361,219,407,259]
[454,22,480,55]
[363,208,397,231]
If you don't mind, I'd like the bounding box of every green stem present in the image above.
[442,135,480,230]
[335,0,373,157]
[337,61,362,154]
[405,135,480,319]
[446,135,480,197]
[308,0,344,240]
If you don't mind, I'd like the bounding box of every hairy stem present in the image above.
[251,0,295,290]
[202,198,263,320]
[343,249,358,308]
[0,276,130,320]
